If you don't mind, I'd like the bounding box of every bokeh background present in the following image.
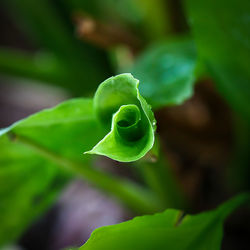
[0,1,249,249]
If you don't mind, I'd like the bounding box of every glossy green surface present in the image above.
[86,73,156,162]
[0,99,102,245]
[131,38,197,109]
[80,193,249,250]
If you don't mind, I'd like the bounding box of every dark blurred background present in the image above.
[0,1,249,250]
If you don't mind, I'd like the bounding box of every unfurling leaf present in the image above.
[85,73,156,162]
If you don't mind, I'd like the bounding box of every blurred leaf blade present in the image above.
[130,0,170,40]
[0,98,102,245]
[79,193,249,250]
[131,38,197,109]
[2,0,112,94]
[0,136,69,245]
[4,0,77,58]
[185,0,250,121]
[0,48,71,87]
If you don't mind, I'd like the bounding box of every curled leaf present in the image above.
[85,73,156,162]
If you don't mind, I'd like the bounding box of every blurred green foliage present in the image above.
[0,136,68,245]
[0,98,101,245]
[1,0,112,94]
[131,38,197,108]
[0,98,162,245]
[185,0,250,122]
[0,0,249,248]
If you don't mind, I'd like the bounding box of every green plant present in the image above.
[85,73,156,162]
[78,193,249,250]
[0,0,249,249]
[0,72,249,248]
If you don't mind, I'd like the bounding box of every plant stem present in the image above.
[0,48,68,86]
[4,0,112,91]
[12,133,163,215]
[136,146,187,209]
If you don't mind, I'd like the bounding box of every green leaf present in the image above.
[2,0,112,95]
[185,0,250,121]
[3,0,93,61]
[10,99,103,162]
[131,38,197,109]
[0,136,68,245]
[0,48,73,89]
[85,73,156,162]
[0,99,103,245]
[0,97,162,245]
[79,193,249,250]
